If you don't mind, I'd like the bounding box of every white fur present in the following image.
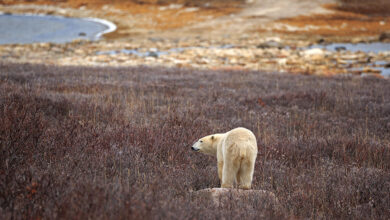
[192,127,258,189]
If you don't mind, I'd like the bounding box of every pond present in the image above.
[0,13,116,45]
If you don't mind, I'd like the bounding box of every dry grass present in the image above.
[275,10,390,37]
[1,63,390,219]
[274,1,390,37]
[337,0,390,16]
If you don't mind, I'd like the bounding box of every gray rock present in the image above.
[379,32,390,42]
[146,51,159,58]
[335,46,346,52]
[317,38,326,44]
[257,41,284,49]
[148,37,164,42]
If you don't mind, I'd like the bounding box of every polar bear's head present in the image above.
[191,134,218,156]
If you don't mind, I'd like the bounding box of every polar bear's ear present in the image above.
[211,136,214,140]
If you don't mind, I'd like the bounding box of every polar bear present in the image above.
[191,127,258,189]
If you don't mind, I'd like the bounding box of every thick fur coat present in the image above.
[192,127,258,189]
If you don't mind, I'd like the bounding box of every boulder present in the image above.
[302,48,325,57]
[317,38,326,44]
[257,41,284,49]
[379,32,390,42]
[192,188,281,210]
[335,46,346,52]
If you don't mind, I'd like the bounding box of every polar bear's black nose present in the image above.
[191,146,200,152]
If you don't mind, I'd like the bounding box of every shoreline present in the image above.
[0,2,389,77]
[83,17,117,39]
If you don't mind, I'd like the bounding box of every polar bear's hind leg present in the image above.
[221,153,240,188]
[238,157,255,190]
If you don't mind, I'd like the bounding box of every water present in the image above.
[308,42,390,77]
[310,42,390,53]
[376,67,390,76]
[367,60,390,76]
[0,14,114,44]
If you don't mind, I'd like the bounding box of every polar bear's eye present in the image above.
[199,140,203,143]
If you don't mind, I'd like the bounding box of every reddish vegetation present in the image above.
[275,1,390,38]
[1,63,390,219]
[0,0,244,8]
[337,0,390,16]
[276,11,390,37]
[1,0,241,33]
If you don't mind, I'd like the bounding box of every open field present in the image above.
[1,63,389,219]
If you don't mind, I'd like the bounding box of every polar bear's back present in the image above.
[223,127,258,154]
[217,127,258,189]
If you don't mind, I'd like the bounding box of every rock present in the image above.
[302,48,326,59]
[310,54,325,62]
[159,4,183,10]
[317,38,326,44]
[183,7,199,13]
[197,58,210,64]
[340,54,363,60]
[379,32,390,42]
[277,58,287,66]
[145,57,156,61]
[351,37,364,43]
[146,51,159,58]
[303,48,324,55]
[362,67,381,74]
[148,37,164,42]
[229,58,237,64]
[257,41,284,49]
[337,59,348,65]
[192,188,281,210]
[335,46,346,52]
[264,36,281,42]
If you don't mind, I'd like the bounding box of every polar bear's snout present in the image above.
[191,142,200,151]
[191,146,199,151]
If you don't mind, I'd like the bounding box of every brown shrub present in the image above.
[337,0,390,16]
[0,63,389,219]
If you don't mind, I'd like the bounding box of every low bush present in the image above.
[1,63,389,219]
